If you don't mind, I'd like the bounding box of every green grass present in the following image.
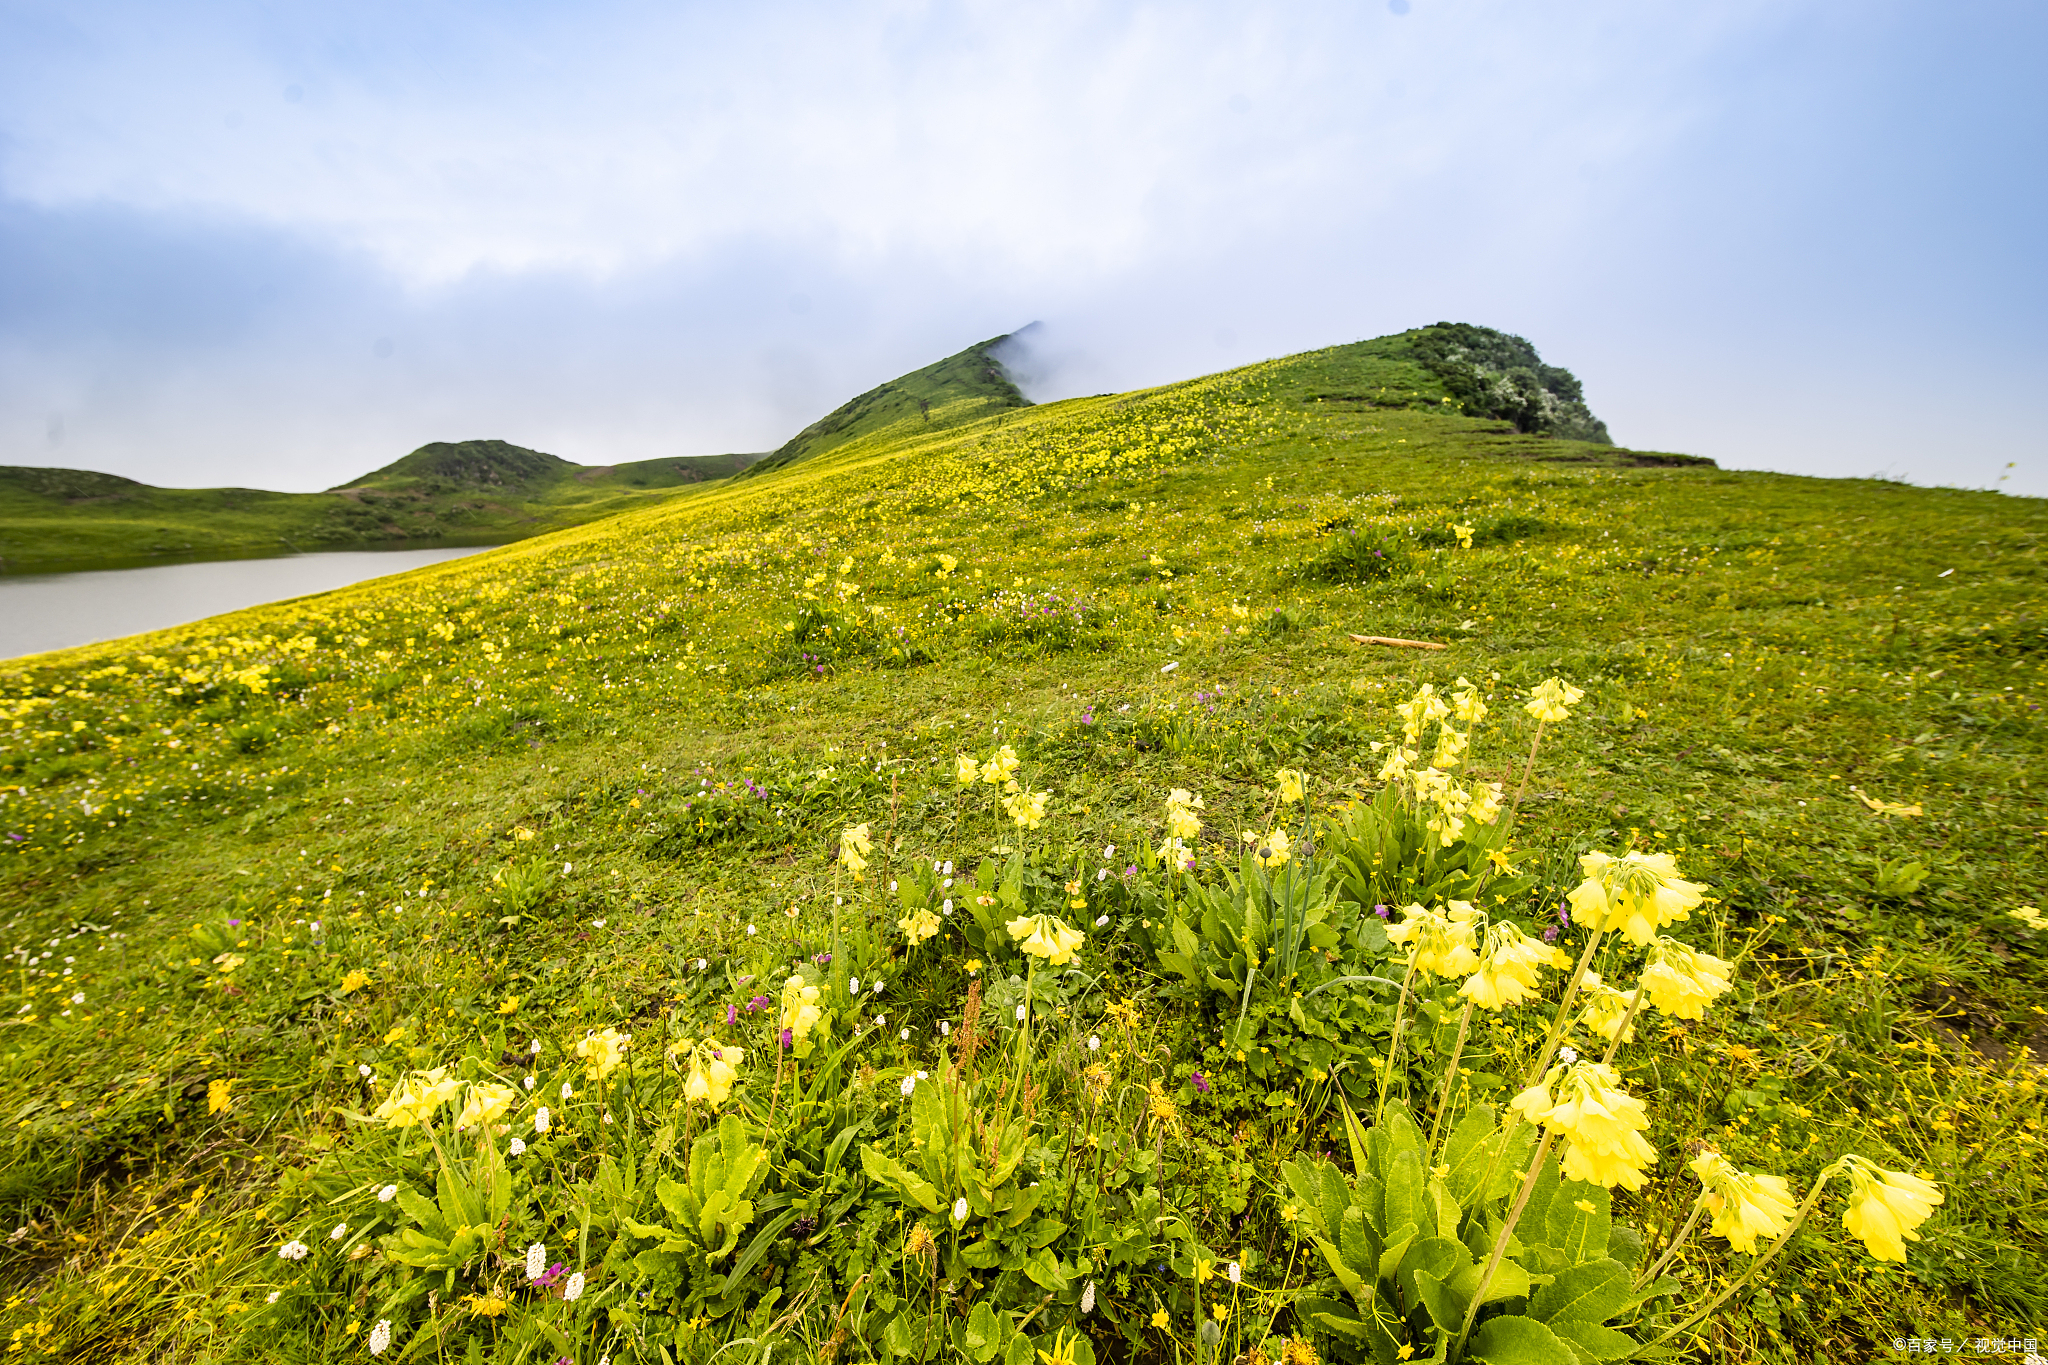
[0,330,2042,1363]
[0,444,762,574]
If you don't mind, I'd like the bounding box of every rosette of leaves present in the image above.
[1324,786,1533,913]
[1282,1103,1665,1364]
[613,1116,798,1321]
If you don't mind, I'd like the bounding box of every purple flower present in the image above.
[779,1027,793,1050]
[726,1004,738,1025]
[228,919,242,927]
[1191,1072,1210,1094]
[532,1261,566,1288]
[747,994,771,1012]
[1374,904,1392,920]
[1557,903,1572,926]
[812,952,832,966]
[1542,925,1560,943]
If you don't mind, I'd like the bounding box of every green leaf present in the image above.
[859,1145,942,1213]
[964,1302,1004,1364]
[1442,1106,1501,1205]
[1542,1182,1610,1265]
[1395,1235,1470,1310]
[1411,1266,1465,1334]
[1468,1315,1577,1365]
[1551,1320,1642,1361]
[1338,1205,1380,1280]
[1317,1163,1352,1241]
[1382,1148,1424,1240]
[1314,1236,1369,1301]
[1003,1331,1037,1365]
[1447,1255,1531,1308]
[1530,1258,1631,1326]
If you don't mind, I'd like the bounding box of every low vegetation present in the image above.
[0,328,2041,1363]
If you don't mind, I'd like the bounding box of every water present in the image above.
[0,546,489,661]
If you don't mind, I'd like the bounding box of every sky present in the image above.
[0,1,2042,495]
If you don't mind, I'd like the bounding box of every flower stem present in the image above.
[1427,1000,1474,1158]
[1511,720,1547,818]
[1636,1196,1706,1289]
[1456,1128,1557,1346]
[1645,1163,1844,1351]
[1598,985,1649,1067]
[1375,955,1419,1125]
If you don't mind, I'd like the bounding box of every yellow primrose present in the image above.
[1523,676,1585,723]
[1003,787,1050,829]
[979,745,1020,786]
[1458,920,1568,1011]
[1275,769,1307,804]
[1575,971,1640,1044]
[684,1043,744,1109]
[339,969,371,994]
[1510,1060,1656,1190]
[839,823,872,877]
[954,754,979,786]
[1840,1156,1942,1262]
[455,1081,518,1131]
[780,974,824,1041]
[574,1027,631,1080]
[1567,849,1708,946]
[1688,1149,1796,1254]
[1007,913,1085,966]
[373,1067,465,1128]
[1452,523,1475,548]
[899,907,942,945]
[1384,902,1481,979]
[1638,937,1735,1019]
[1451,676,1487,724]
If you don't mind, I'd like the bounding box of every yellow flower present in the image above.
[497,997,520,1015]
[1840,1156,1942,1262]
[1212,1304,1230,1322]
[1688,1150,1797,1254]
[1007,913,1085,966]
[1151,1310,1171,1330]
[979,745,1020,786]
[1509,1060,1656,1191]
[207,1077,235,1115]
[1575,972,1640,1044]
[1165,788,1204,840]
[1395,684,1450,742]
[954,754,979,786]
[839,823,872,877]
[2009,905,2045,931]
[1002,787,1050,829]
[1466,781,1504,826]
[937,553,958,577]
[898,908,941,945]
[511,826,537,841]
[213,953,245,973]
[1567,850,1708,946]
[373,1067,464,1128]
[780,974,824,1041]
[574,1027,631,1080]
[455,1081,517,1131]
[1524,676,1585,723]
[1451,676,1487,723]
[685,1044,744,1108]
[339,969,371,995]
[1458,921,1568,1011]
[1194,1257,1214,1283]
[1638,937,1735,1020]
[964,959,983,976]
[460,1294,509,1317]
[1036,1328,1082,1365]
[1384,902,1481,980]
[1275,769,1307,804]
[1250,827,1291,868]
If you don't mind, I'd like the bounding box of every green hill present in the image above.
[0,441,763,573]
[0,326,2041,1364]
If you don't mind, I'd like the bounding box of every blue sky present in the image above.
[1,1,2042,494]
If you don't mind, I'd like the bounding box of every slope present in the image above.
[0,442,764,573]
[0,329,2040,1364]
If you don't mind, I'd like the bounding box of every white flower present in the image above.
[899,1028,910,1040]
[1095,915,1108,927]
[368,1319,392,1356]
[940,1022,951,1036]
[357,1064,373,1079]
[917,1070,928,1079]
[889,880,898,892]
[875,1015,887,1027]
[1081,1280,1096,1314]
[535,1106,551,1132]
[1087,1035,1100,1051]
[591,918,606,928]
[872,979,885,994]
[509,1137,527,1156]
[901,1076,917,1096]
[564,1271,585,1302]
[524,1075,536,1090]
[277,1240,309,1261]
[377,1184,397,1203]
[1096,869,1107,882]
[850,977,860,994]
[1227,1261,1241,1284]
[266,1290,280,1304]
[952,1197,969,1222]
[943,861,954,875]
[933,859,943,872]
[1103,845,1116,859]
[1558,1046,1580,1064]
[695,958,708,971]
[561,1081,574,1099]
[745,924,757,936]
[562,863,572,874]
[526,1243,546,1280]
[942,899,954,915]
[529,1039,542,1054]
[330,1223,349,1240]
[1015,1005,1028,1021]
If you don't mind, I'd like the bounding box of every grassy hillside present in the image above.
[0,444,761,574]
[739,333,1030,479]
[0,331,2042,1365]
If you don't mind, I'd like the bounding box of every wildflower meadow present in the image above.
[0,334,2043,1362]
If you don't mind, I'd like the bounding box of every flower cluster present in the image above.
[1376,679,1505,846]
[1567,850,1708,945]
[573,1027,631,1080]
[1510,1059,1657,1190]
[1007,913,1085,966]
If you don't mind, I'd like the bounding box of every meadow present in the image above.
[0,333,2042,1364]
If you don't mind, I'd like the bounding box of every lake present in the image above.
[0,546,489,661]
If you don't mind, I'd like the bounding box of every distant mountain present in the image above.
[740,334,1030,478]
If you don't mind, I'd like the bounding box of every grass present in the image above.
[0,329,2042,1363]
[0,444,761,574]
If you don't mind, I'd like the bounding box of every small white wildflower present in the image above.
[940,1021,951,1036]
[560,1080,573,1099]
[745,924,757,936]
[69,992,84,1005]
[872,979,884,994]
[1015,1005,1027,1021]
[277,1240,309,1261]
[933,859,943,872]
[916,1070,928,1079]
[378,1184,398,1202]
[1227,1261,1241,1284]
[943,861,954,875]
[942,877,953,889]
[368,1319,392,1355]
[1102,845,1115,859]
[330,1223,349,1240]
[1095,915,1108,927]
[358,1064,373,1078]
[889,880,898,892]
[529,1039,542,1054]
[875,1015,887,1027]
[901,1076,916,1097]
[1088,1035,1100,1051]
[942,898,954,915]
[952,1197,968,1222]
[602,1109,613,1125]
[899,1028,910,1040]
[526,1243,546,1279]
[591,918,606,928]
[564,1271,585,1301]
[1081,1280,1096,1314]
[850,977,860,994]
[524,1075,536,1090]
[1558,1046,1579,1065]
[266,1290,280,1304]
[695,958,708,971]
[535,1106,551,1132]
[562,862,572,874]
[509,1137,527,1156]
[1096,868,1107,882]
